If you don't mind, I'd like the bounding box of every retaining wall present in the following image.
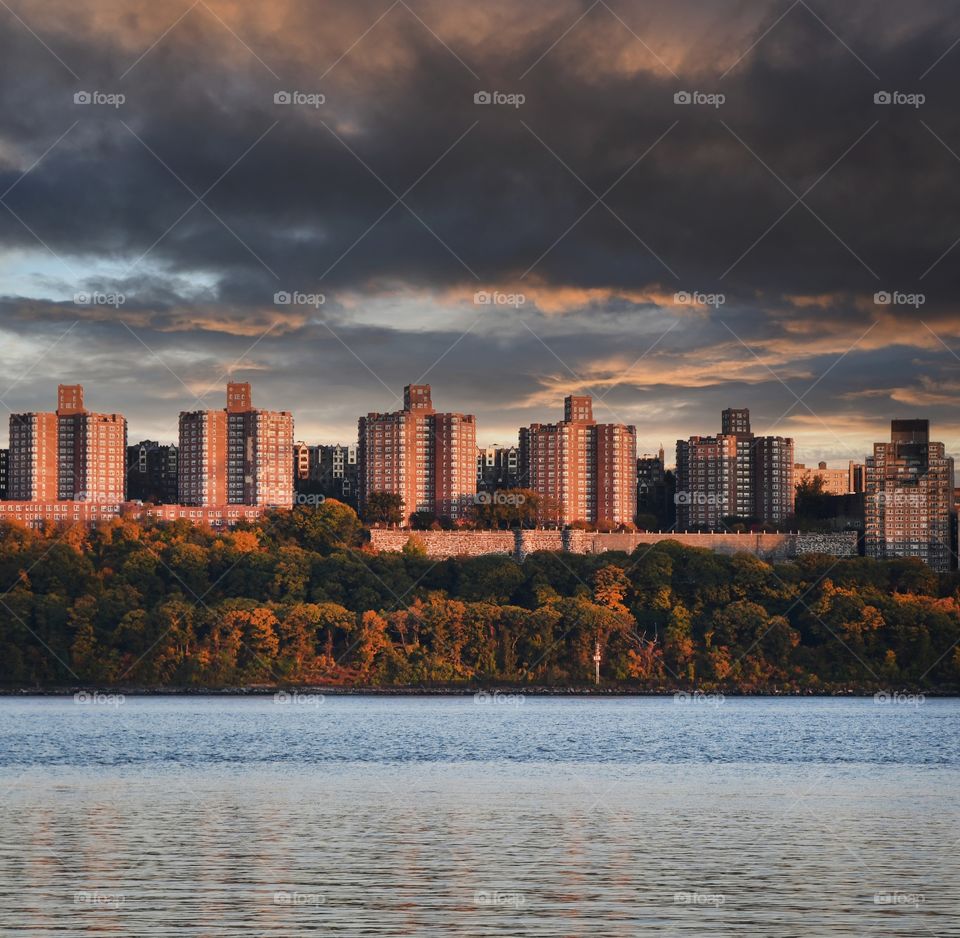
[367,529,860,562]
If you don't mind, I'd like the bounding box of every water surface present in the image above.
[1,696,957,936]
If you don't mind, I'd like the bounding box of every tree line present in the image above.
[0,500,958,691]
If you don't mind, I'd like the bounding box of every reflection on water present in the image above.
[0,697,958,936]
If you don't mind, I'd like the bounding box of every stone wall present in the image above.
[367,528,860,562]
[793,531,860,556]
[367,529,517,557]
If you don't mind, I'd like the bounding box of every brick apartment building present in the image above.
[675,408,794,529]
[358,385,476,524]
[865,419,953,572]
[8,385,126,503]
[179,383,294,508]
[519,395,637,527]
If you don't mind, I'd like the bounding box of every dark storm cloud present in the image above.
[3,0,960,457]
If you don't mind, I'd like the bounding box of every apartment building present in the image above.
[358,385,476,524]
[519,395,636,527]
[794,460,865,499]
[865,419,953,572]
[8,385,126,503]
[179,383,294,508]
[676,409,794,528]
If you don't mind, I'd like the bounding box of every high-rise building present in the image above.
[675,434,738,528]
[178,410,227,506]
[865,419,953,571]
[519,395,636,527]
[358,385,476,524]
[751,435,794,525]
[477,444,521,493]
[127,440,179,504]
[721,407,755,518]
[8,385,126,503]
[179,383,293,508]
[675,409,793,528]
[0,449,7,499]
[8,413,58,501]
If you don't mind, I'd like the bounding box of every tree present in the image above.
[262,501,363,552]
[794,475,832,530]
[402,534,428,558]
[410,511,439,530]
[592,565,631,611]
[364,491,404,526]
[470,489,543,529]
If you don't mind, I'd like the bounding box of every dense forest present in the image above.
[1,501,958,692]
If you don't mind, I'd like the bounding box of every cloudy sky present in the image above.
[1,0,960,465]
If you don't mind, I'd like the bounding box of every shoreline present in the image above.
[1,684,955,697]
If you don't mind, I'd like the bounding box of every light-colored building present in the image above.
[794,460,864,500]
[293,441,310,481]
[358,384,476,524]
[865,420,953,572]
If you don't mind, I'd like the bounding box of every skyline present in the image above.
[0,376,943,470]
[2,1,960,460]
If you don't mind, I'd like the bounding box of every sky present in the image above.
[2,0,960,466]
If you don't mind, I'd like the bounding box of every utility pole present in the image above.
[593,640,601,686]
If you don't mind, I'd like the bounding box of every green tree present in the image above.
[364,491,404,526]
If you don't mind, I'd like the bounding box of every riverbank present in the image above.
[2,683,957,696]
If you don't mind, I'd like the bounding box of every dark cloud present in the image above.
[2,0,960,459]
